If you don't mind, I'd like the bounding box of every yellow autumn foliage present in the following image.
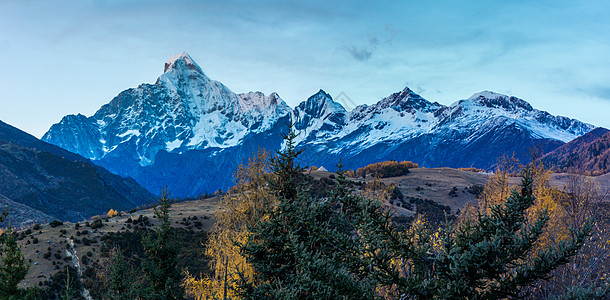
[106,209,118,218]
[344,169,356,178]
[184,149,275,299]
[463,157,604,253]
[355,160,419,178]
[462,158,570,243]
[361,177,394,204]
[182,270,212,300]
[456,154,610,296]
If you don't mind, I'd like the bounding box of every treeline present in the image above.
[347,160,419,178]
[457,167,485,173]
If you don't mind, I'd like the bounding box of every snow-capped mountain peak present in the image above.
[439,91,593,143]
[45,53,291,167]
[236,91,291,131]
[164,51,202,74]
[42,53,597,197]
[299,90,346,116]
[238,91,288,113]
[376,86,441,113]
[466,91,533,112]
[292,90,348,143]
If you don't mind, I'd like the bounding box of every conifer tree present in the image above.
[140,187,184,299]
[365,166,593,299]
[267,118,304,201]
[0,210,38,299]
[0,228,28,298]
[239,148,596,299]
[61,267,75,300]
[238,122,378,299]
[106,247,132,300]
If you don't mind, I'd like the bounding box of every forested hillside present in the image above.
[543,127,610,175]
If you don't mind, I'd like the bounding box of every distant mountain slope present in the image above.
[43,53,595,197]
[541,127,610,175]
[0,118,83,162]
[0,120,153,227]
[0,194,53,227]
[295,89,588,172]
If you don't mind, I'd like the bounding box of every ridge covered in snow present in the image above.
[43,53,595,196]
[45,52,291,166]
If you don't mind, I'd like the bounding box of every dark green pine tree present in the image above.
[106,247,132,300]
[0,229,28,298]
[0,210,38,299]
[61,266,75,300]
[365,167,594,299]
[139,187,184,300]
[238,121,378,299]
[267,118,304,202]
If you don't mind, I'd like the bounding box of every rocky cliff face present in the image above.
[43,53,595,197]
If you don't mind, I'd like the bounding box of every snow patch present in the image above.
[166,139,182,152]
[118,129,140,138]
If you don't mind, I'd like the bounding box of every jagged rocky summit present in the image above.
[43,52,595,196]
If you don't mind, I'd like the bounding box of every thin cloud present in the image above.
[383,24,400,45]
[345,45,373,61]
[588,86,610,100]
[344,24,400,62]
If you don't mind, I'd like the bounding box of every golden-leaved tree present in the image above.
[354,160,419,178]
[464,157,565,240]
[533,174,610,298]
[462,156,609,297]
[184,149,275,300]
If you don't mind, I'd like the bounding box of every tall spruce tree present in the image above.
[140,187,184,299]
[363,167,593,299]
[60,266,75,300]
[106,247,132,300]
[0,210,38,299]
[267,118,304,201]
[0,230,28,298]
[238,122,378,299]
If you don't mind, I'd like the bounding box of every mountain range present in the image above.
[42,52,597,197]
[0,120,153,227]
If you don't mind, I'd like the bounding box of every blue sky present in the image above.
[1,0,609,138]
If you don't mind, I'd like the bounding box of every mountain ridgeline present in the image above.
[0,120,153,226]
[542,127,610,175]
[43,52,595,197]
